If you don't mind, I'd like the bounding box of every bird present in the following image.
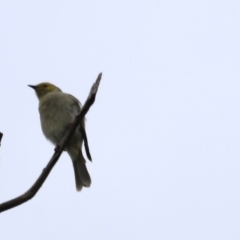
[28,82,92,191]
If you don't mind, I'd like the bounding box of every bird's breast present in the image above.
[39,93,79,145]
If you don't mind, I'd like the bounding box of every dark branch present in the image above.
[0,73,102,213]
[0,132,3,146]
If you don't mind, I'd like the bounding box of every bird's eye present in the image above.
[43,84,48,88]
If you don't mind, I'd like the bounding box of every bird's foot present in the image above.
[54,145,61,152]
[66,123,74,129]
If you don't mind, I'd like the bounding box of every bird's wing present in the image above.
[68,94,92,161]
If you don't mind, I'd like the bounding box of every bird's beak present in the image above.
[28,85,36,89]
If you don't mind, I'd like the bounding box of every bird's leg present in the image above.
[66,123,74,129]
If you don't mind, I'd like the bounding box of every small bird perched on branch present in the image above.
[28,83,92,191]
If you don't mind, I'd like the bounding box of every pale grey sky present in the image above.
[1,1,240,240]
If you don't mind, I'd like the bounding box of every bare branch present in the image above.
[0,73,102,213]
[0,132,3,146]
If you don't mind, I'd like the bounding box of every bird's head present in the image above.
[28,82,62,100]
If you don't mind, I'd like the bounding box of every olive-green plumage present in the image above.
[28,82,92,191]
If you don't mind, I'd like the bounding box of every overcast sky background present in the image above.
[0,1,240,239]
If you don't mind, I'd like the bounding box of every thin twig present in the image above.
[0,73,102,213]
[0,132,3,146]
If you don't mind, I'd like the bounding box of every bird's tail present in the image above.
[69,149,91,191]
